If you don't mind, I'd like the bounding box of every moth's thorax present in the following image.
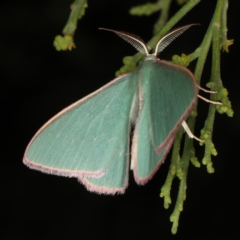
[144,55,160,62]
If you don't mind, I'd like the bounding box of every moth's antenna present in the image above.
[154,24,199,56]
[99,28,149,56]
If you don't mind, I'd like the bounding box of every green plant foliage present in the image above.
[53,0,88,51]
[172,53,191,66]
[53,35,76,51]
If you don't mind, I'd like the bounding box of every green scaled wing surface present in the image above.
[132,59,197,184]
[24,74,137,194]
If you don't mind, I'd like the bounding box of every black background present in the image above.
[2,0,240,239]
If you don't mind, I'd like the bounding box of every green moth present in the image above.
[23,25,200,194]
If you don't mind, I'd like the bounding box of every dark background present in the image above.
[1,0,239,239]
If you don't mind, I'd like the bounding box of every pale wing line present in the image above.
[81,80,126,171]
[67,75,130,174]
[53,110,81,168]
[65,100,101,172]
[64,109,94,171]
[24,74,129,176]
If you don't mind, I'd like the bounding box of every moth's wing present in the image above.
[79,124,132,194]
[132,60,197,184]
[23,74,137,194]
